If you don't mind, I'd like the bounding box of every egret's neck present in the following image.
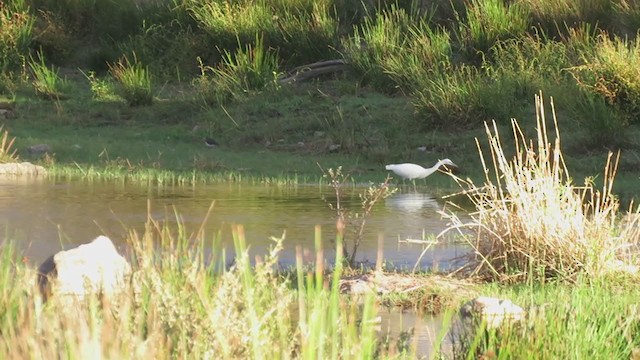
[417,162,441,179]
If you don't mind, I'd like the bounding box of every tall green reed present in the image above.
[188,0,337,65]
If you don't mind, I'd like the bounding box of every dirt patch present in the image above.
[340,272,479,313]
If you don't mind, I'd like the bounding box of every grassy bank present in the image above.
[0,0,638,198]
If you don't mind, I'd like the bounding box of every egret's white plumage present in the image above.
[385,159,457,180]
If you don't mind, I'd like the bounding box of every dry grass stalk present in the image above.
[0,124,18,163]
[441,93,640,282]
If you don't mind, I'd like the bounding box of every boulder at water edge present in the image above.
[38,236,131,301]
[459,296,525,329]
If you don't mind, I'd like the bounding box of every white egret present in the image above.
[385,159,457,189]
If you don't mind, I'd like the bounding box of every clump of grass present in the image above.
[521,0,612,38]
[108,55,153,106]
[29,52,68,100]
[187,0,338,65]
[195,35,280,105]
[0,1,33,80]
[340,5,421,92]
[441,93,640,282]
[412,64,483,129]
[568,33,640,126]
[80,70,118,101]
[456,0,529,58]
[0,124,18,163]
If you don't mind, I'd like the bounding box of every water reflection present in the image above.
[0,177,469,270]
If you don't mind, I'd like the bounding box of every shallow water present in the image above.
[0,177,470,269]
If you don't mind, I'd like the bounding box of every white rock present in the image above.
[0,162,47,175]
[459,296,525,329]
[38,236,131,300]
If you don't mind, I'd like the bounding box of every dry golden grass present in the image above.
[441,93,640,282]
[0,124,18,163]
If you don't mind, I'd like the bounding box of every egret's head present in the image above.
[439,158,458,170]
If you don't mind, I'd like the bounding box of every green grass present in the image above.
[443,278,640,359]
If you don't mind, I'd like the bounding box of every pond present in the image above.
[0,177,470,269]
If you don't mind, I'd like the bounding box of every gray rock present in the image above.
[27,144,52,155]
[38,236,131,301]
[441,297,525,359]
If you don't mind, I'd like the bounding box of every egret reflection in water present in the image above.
[385,192,441,213]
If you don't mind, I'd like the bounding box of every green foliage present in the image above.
[108,55,153,106]
[25,0,145,40]
[195,35,280,106]
[522,0,613,38]
[28,52,69,100]
[571,92,629,149]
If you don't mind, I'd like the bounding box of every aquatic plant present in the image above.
[441,93,640,282]
[321,166,396,266]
